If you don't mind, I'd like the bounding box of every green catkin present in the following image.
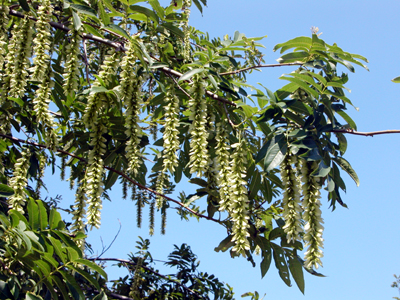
[120,38,144,175]
[161,206,166,235]
[162,88,180,173]
[35,153,48,197]
[8,148,31,212]
[31,0,53,82]
[71,180,87,249]
[215,121,231,211]
[228,138,250,255]
[5,16,34,100]
[188,75,209,177]
[63,27,82,96]
[280,153,303,243]
[33,70,58,150]
[182,0,191,62]
[83,49,119,127]
[155,171,168,209]
[85,121,107,229]
[300,159,324,269]
[149,197,155,236]
[0,5,9,80]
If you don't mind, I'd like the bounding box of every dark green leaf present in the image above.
[0,184,14,197]
[264,135,287,172]
[178,68,205,82]
[271,243,291,286]
[18,0,30,11]
[70,4,98,19]
[333,156,359,187]
[74,259,108,280]
[310,160,331,177]
[288,253,305,294]
[129,5,159,24]
[27,198,39,230]
[104,24,131,40]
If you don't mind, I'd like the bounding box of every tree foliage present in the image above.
[0,0,371,298]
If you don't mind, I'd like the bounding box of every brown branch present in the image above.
[90,257,206,300]
[331,129,400,137]
[0,134,221,224]
[219,62,303,76]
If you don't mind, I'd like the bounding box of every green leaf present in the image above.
[279,76,320,98]
[277,52,309,63]
[68,265,101,291]
[273,36,312,54]
[18,0,30,11]
[332,156,359,187]
[129,5,159,24]
[0,184,14,197]
[49,208,62,230]
[336,110,357,131]
[264,135,287,172]
[310,160,331,177]
[27,198,39,230]
[288,254,305,294]
[392,76,400,83]
[271,243,291,286]
[93,290,108,300]
[70,4,98,19]
[49,236,67,264]
[74,259,108,280]
[36,200,48,231]
[72,10,82,30]
[214,235,234,252]
[178,68,205,82]
[103,0,124,17]
[103,24,131,40]
[98,1,110,26]
[59,270,85,300]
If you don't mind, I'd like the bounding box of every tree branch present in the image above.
[219,62,303,76]
[331,129,400,136]
[0,134,221,224]
[90,257,207,299]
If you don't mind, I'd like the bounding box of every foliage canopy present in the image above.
[0,0,371,298]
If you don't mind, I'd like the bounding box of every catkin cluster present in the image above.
[63,27,83,96]
[8,148,31,212]
[280,154,302,243]
[121,54,144,175]
[300,160,324,269]
[31,0,53,81]
[82,49,119,229]
[0,5,9,81]
[188,75,209,177]
[162,89,180,173]
[228,139,250,255]
[215,121,231,211]
[4,16,34,99]
[182,0,192,62]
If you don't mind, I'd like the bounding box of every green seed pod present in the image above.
[8,148,31,212]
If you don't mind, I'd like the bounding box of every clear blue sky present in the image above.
[55,1,400,299]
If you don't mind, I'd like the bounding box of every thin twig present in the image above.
[0,134,221,224]
[97,219,122,259]
[90,257,206,299]
[331,129,400,136]
[219,62,303,76]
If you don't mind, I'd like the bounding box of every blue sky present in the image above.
[54,0,400,299]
